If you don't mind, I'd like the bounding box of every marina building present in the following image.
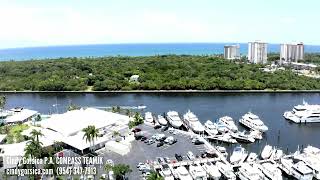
[248,41,268,64]
[224,45,240,60]
[280,43,304,63]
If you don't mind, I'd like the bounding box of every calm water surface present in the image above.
[2,92,320,154]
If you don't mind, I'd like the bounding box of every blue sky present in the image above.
[0,0,319,48]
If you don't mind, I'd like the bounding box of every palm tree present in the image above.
[82,125,99,152]
[24,137,43,158]
[147,171,164,180]
[104,164,113,180]
[30,129,43,143]
[133,112,143,124]
[112,164,132,180]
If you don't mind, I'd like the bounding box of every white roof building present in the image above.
[5,109,38,124]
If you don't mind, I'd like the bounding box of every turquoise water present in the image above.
[1,43,320,61]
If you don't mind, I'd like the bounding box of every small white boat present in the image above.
[237,163,266,180]
[246,152,258,162]
[231,131,255,143]
[166,111,183,128]
[157,115,168,126]
[183,110,205,133]
[216,161,236,180]
[261,145,274,160]
[218,116,238,132]
[230,146,248,164]
[204,120,218,135]
[214,122,229,133]
[208,133,237,144]
[256,162,282,180]
[189,164,207,180]
[202,162,221,180]
[144,112,154,123]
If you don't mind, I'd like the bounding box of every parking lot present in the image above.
[99,124,207,179]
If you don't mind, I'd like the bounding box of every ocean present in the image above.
[1,43,320,61]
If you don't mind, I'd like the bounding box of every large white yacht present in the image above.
[214,122,229,133]
[230,146,248,164]
[284,101,320,123]
[294,151,320,179]
[157,115,168,126]
[256,162,282,180]
[189,164,207,180]
[202,162,221,180]
[144,112,154,123]
[166,111,183,128]
[216,161,236,180]
[175,166,193,180]
[218,116,238,132]
[204,120,218,135]
[237,163,266,180]
[159,164,174,180]
[183,110,205,133]
[279,158,314,180]
[239,112,268,132]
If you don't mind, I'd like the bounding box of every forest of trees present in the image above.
[0,55,319,91]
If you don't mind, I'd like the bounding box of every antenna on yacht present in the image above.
[302,98,308,105]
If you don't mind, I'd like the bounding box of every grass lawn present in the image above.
[0,124,30,144]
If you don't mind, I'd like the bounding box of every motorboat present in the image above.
[189,164,207,180]
[239,112,268,132]
[157,115,168,126]
[303,145,320,156]
[237,163,266,180]
[261,145,274,160]
[246,152,258,162]
[207,133,237,144]
[202,162,221,180]
[283,101,320,123]
[175,166,193,180]
[166,111,183,128]
[218,116,238,132]
[256,162,282,180]
[270,149,284,160]
[216,146,228,158]
[249,130,263,140]
[214,122,229,133]
[231,131,255,143]
[159,164,174,180]
[145,112,154,123]
[204,120,218,135]
[230,146,248,164]
[183,110,205,133]
[216,161,236,180]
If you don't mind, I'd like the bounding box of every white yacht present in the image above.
[183,110,205,133]
[261,145,274,160]
[218,116,238,132]
[175,166,193,180]
[231,131,255,143]
[279,158,314,180]
[216,161,236,180]
[144,112,154,123]
[189,164,207,180]
[237,163,266,180]
[249,130,263,140]
[159,164,174,180]
[204,120,218,135]
[208,133,237,144]
[246,152,258,162]
[256,162,282,180]
[230,146,248,164]
[202,162,221,180]
[216,146,228,158]
[283,101,320,123]
[294,152,320,179]
[270,149,284,160]
[166,111,183,128]
[157,115,168,126]
[239,112,268,132]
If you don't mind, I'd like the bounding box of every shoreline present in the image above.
[0,90,320,93]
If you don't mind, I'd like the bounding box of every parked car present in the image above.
[154,125,162,129]
[157,142,164,147]
[137,162,145,168]
[164,157,170,163]
[146,139,155,145]
[157,157,165,164]
[140,136,147,141]
[132,128,141,133]
[161,126,169,132]
[187,151,195,160]
[155,134,166,141]
[194,140,204,145]
[175,153,183,161]
[135,134,144,140]
[169,139,177,145]
[106,159,114,166]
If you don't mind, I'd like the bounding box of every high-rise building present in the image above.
[280,43,304,63]
[224,44,240,60]
[248,41,268,64]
